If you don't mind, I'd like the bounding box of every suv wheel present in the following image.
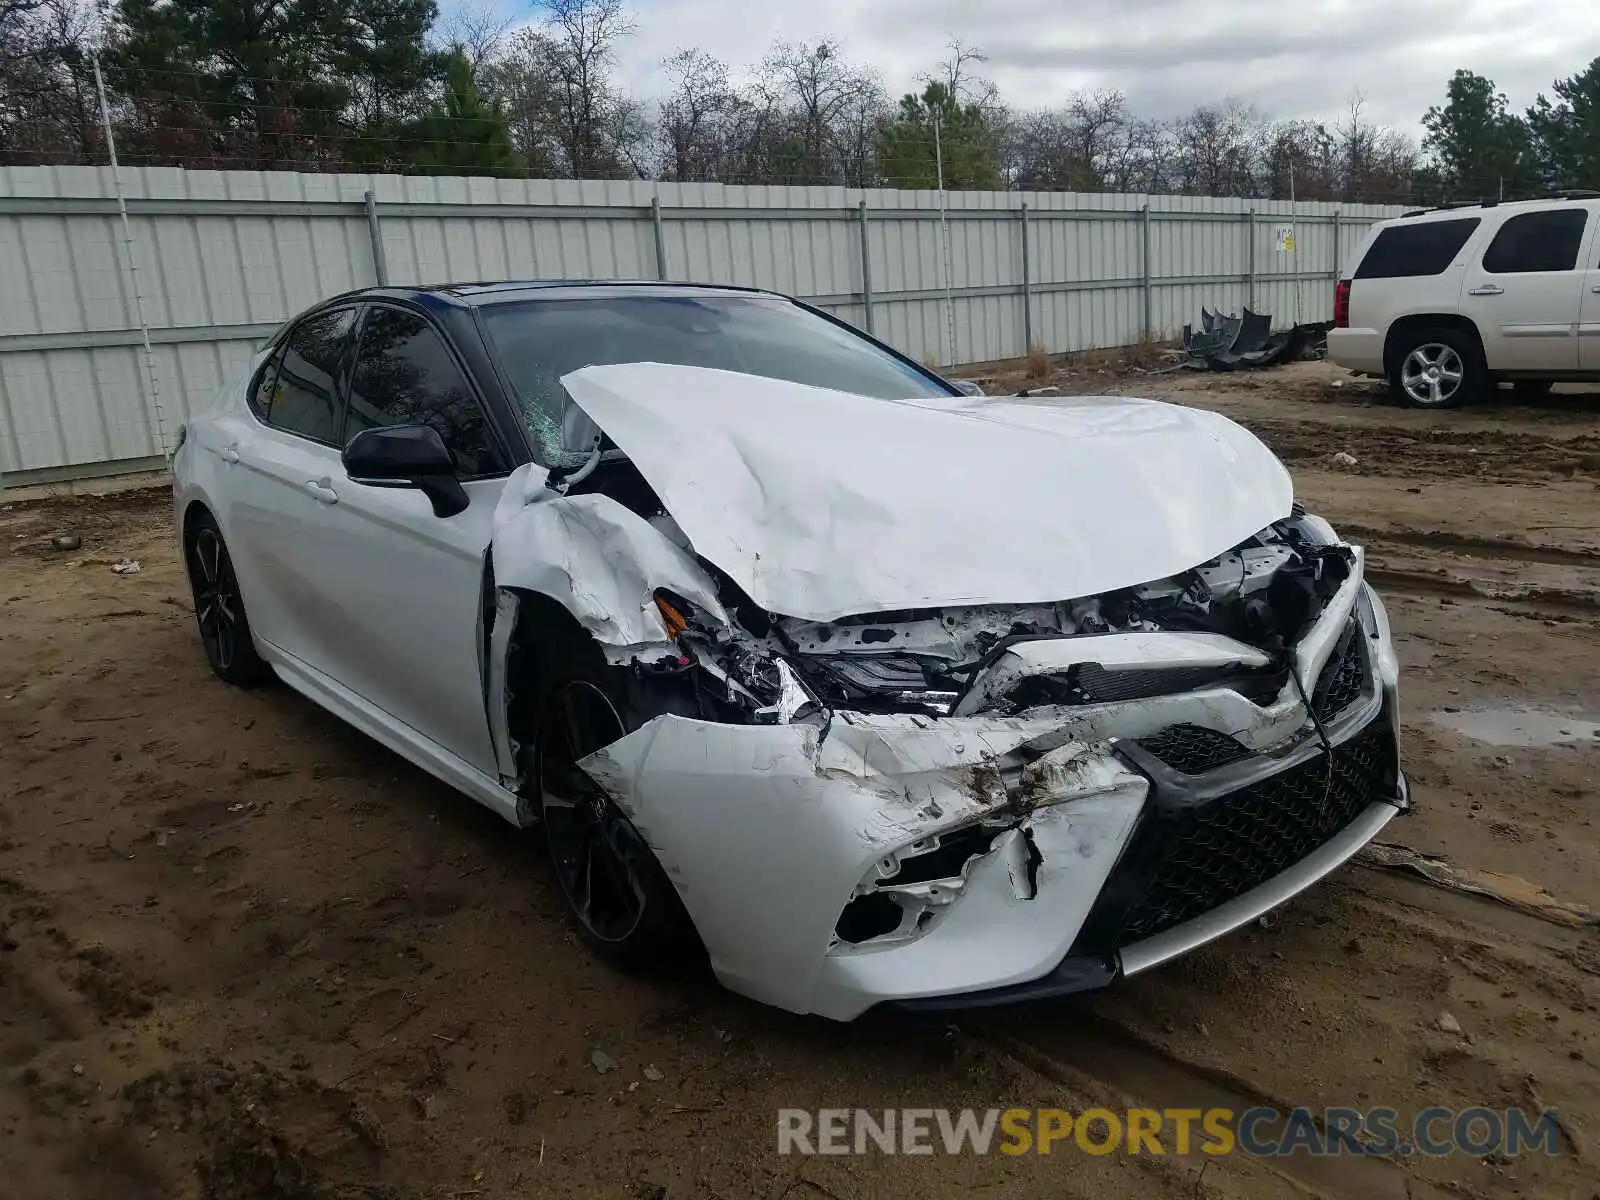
[1393,328,1482,409]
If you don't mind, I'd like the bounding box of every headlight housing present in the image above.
[652,591,826,726]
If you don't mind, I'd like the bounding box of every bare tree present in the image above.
[0,0,100,165]
[925,37,998,112]
[658,47,734,181]
[533,0,636,177]
[436,3,514,75]
[1169,99,1264,196]
[1335,90,1416,202]
[758,39,882,184]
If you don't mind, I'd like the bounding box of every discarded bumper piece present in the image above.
[488,363,1407,1020]
[1180,307,1333,371]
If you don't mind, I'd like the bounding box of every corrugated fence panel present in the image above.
[0,166,1405,481]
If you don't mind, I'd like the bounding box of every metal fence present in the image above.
[0,165,1403,485]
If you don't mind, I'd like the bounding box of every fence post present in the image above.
[1019,202,1032,353]
[857,199,874,335]
[364,191,388,286]
[1244,208,1256,311]
[651,195,668,280]
[1141,202,1153,340]
[1331,210,1343,281]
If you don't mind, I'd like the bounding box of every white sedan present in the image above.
[172,281,1408,1020]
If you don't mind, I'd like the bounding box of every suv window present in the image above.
[1354,218,1480,279]
[1481,209,1589,273]
[346,307,506,477]
[258,308,358,443]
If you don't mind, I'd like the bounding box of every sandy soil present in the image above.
[2,359,1598,1200]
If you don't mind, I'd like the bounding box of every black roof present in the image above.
[330,278,782,312]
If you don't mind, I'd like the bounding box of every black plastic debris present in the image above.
[1178,307,1331,371]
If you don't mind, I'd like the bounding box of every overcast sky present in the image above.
[468,0,1600,138]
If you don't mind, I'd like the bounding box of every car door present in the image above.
[1579,208,1600,370]
[1457,207,1590,373]
[299,304,513,776]
[220,306,361,674]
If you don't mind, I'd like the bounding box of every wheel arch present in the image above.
[1382,314,1485,382]
[486,586,611,819]
[180,497,215,543]
[485,584,702,822]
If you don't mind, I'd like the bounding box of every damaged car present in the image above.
[172,281,1407,1020]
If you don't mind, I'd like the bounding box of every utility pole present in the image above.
[933,110,955,369]
[92,47,168,460]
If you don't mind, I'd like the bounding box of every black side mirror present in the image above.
[343,425,469,518]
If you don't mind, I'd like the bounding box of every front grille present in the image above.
[1312,621,1368,720]
[1136,724,1251,774]
[1075,721,1395,952]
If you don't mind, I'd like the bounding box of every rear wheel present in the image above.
[534,661,695,972]
[1392,328,1483,409]
[183,512,271,685]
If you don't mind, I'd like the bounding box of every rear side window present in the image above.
[261,309,358,443]
[1354,218,1480,279]
[1481,209,1589,273]
[346,308,507,477]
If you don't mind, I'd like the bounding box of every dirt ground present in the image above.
[3,358,1599,1200]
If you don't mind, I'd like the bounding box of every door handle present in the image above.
[303,480,340,505]
[1591,285,1600,294]
[221,444,241,464]
[1468,284,1505,296]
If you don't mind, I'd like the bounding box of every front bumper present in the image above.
[580,581,1405,1021]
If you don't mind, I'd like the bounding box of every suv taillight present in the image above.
[1333,279,1351,328]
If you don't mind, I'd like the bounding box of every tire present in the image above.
[532,647,697,973]
[183,511,272,686]
[1512,379,1554,399]
[1391,327,1484,409]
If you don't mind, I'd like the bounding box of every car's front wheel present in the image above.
[534,664,696,972]
[1392,328,1483,409]
[183,511,272,685]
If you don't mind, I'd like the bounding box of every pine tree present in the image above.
[875,82,1002,189]
[1528,58,1600,191]
[1421,70,1539,200]
[105,0,445,170]
[404,50,527,177]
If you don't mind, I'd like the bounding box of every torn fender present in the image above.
[489,463,727,657]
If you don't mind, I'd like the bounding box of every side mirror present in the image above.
[950,379,985,397]
[343,424,469,518]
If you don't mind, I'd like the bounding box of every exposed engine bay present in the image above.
[650,507,1353,728]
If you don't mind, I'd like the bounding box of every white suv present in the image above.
[1328,195,1600,408]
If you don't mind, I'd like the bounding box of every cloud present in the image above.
[582,0,1600,134]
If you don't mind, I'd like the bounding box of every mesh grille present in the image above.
[1313,623,1368,721]
[1135,724,1252,774]
[1114,722,1394,946]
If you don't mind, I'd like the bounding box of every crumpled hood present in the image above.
[559,362,1294,622]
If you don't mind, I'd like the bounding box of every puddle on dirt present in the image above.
[1429,704,1600,748]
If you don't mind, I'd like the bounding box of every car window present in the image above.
[1481,209,1589,274]
[248,346,280,421]
[263,309,357,443]
[479,295,952,460]
[1353,218,1480,279]
[345,307,506,477]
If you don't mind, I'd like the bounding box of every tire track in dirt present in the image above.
[1341,525,1600,568]
[1366,565,1600,616]
[1241,419,1600,485]
[979,865,1596,1200]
